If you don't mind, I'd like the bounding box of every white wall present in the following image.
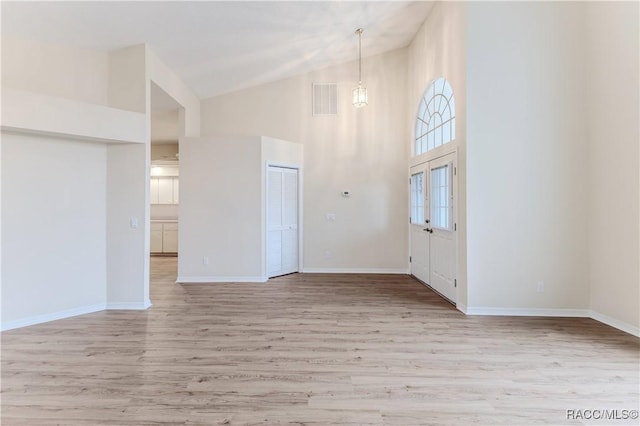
[147,47,200,138]
[108,45,147,113]
[106,46,151,308]
[106,143,149,308]
[151,110,180,144]
[261,137,304,276]
[1,37,151,326]
[1,133,107,329]
[178,136,302,281]
[1,37,109,105]
[1,40,199,317]
[406,1,467,306]
[586,2,640,333]
[178,136,263,281]
[261,137,303,167]
[466,2,590,311]
[200,48,409,273]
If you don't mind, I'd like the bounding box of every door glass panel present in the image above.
[410,172,425,225]
[431,165,451,230]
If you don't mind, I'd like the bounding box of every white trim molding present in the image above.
[106,300,152,310]
[590,310,640,337]
[1,303,106,332]
[176,276,268,284]
[463,307,591,317]
[461,306,638,337]
[302,268,410,274]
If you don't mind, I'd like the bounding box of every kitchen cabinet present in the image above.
[150,178,160,204]
[158,177,174,204]
[150,176,179,205]
[150,223,163,252]
[150,222,178,254]
[162,223,178,252]
[172,178,179,204]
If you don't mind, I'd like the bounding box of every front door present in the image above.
[409,152,457,303]
[267,166,299,278]
[409,164,430,283]
[427,154,456,301]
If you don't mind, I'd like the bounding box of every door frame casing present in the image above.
[264,162,303,280]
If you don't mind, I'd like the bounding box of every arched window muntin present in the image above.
[415,77,456,156]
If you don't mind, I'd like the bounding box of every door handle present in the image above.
[423,228,433,233]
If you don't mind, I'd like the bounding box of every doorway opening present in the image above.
[149,83,183,294]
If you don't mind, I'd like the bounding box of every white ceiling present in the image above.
[2,1,434,100]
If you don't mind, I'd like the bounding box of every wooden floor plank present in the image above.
[2,257,638,425]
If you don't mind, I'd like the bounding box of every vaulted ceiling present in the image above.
[2,1,434,99]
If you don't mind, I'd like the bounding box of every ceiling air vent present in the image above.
[312,83,338,116]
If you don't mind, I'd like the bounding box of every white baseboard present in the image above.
[176,276,267,283]
[462,307,639,337]
[1,303,106,332]
[590,310,639,337]
[464,307,591,317]
[106,300,152,310]
[301,268,409,274]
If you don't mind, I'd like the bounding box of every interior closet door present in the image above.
[267,166,299,278]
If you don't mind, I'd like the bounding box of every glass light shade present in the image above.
[352,85,368,108]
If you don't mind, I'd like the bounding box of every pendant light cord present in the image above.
[356,28,363,85]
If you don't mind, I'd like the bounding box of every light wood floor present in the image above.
[2,258,638,425]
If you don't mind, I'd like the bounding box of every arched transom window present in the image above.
[415,77,456,155]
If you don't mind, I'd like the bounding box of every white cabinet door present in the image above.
[162,223,178,252]
[150,223,163,253]
[150,177,160,204]
[158,177,173,204]
[150,176,178,205]
[172,177,179,204]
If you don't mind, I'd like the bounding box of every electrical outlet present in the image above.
[203,256,209,265]
[323,250,333,259]
[325,213,336,221]
[536,281,544,293]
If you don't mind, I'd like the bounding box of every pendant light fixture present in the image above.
[352,28,368,108]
